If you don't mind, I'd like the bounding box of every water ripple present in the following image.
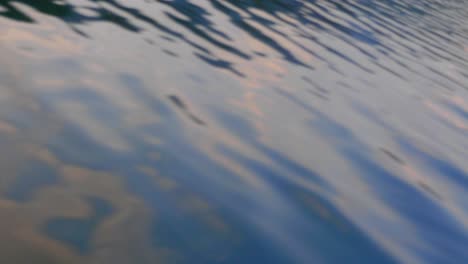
[0,0,467,263]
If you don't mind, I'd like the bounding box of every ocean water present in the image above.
[0,0,467,263]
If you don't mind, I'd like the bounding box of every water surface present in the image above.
[0,0,467,263]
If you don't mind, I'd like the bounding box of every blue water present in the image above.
[0,0,467,263]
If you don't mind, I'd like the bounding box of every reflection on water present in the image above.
[0,0,467,263]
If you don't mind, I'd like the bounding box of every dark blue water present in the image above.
[0,0,467,263]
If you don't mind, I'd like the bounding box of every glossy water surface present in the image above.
[0,0,467,263]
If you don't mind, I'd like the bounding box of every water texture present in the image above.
[0,0,467,263]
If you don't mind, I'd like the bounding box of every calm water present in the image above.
[0,0,467,263]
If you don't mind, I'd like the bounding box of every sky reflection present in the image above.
[0,0,467,263]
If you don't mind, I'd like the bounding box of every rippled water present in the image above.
[0,0,467,263]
